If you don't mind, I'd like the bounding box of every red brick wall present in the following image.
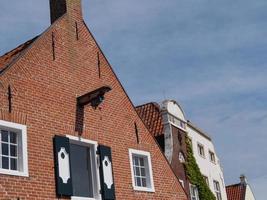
[0,8,188,200]
[171,125,190,197]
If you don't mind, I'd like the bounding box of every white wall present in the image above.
[161,100,186,121]
[161,99,228,200]
[187,126,228,200]
[245,185,256,200]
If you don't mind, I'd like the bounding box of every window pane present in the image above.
[10,132,17,144]
[133,166,137,176]
[2,143,9,156]
[133,157,139,166]
[2,157,9,169]
[70,144,93,198]
[136,177,141,187]
[141,178,147,187]
[192,187,196,195]
[141,167,146,176]
[135,167,140,176]
[139,157,144,166]
[10,145,17,157]
[1,130,8,142]
[10,158,17,170]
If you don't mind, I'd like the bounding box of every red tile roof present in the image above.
[0,36,38,73]
[226,184,246,200]
[136,102,164,137]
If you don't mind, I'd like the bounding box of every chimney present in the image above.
[49,0,83,24]
[240,174,247,185]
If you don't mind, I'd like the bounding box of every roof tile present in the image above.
[226,184,246,200]
[136,102,164,137]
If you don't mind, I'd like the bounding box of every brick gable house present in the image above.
[0,0,187,199]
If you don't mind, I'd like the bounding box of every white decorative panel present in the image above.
[58,147,70,184]
[102,156,114,189]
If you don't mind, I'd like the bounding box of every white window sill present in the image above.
[210,160,216,164]
[0,168,29,177]
[71,197,99,200]
[133,186,155,193]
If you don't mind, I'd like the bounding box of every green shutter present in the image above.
[53,135,73,196]
[98,145,116,200]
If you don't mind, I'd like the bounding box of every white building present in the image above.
[161,100,228,200]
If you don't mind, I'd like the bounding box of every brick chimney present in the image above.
[49,0,83,24]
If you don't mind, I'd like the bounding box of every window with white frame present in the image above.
[197,143,205,158]
[209,151,216,163]
[168,114,186,130]
[129,149,155,192]
[213,180,222,200]
[0,120,28,177]
[190,184,199,200]
[203,175,209,186]
[67,136,101,200]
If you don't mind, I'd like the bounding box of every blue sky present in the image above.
[1,0,266,199]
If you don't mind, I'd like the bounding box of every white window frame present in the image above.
[190,184,199,200]
[213,180,222,200]
[203,175,209,186]
[66,135,102,200]
[129,149,155,192]
[0,120,28,177]
[209,150,216,164]
[197,143,205,158]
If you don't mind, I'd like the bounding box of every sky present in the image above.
[1,0,267,199]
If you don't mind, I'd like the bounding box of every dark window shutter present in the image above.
[53,135,73,197]
[98,145,116,200]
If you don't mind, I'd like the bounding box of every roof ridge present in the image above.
[0,36,39,73]
[0,36,38,58]
[135,102,159,108]
[226,183,242,187]
[0,13,67,76]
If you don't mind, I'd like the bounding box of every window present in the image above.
[213,180,222,200]
[190,184,199,200]
[67,135,101,200]
[129,149,155,192]
[197,143,205,158]
[168,114,186,130]
[209,151,216,163]
[0,120,28,177]
[203,175,209,186]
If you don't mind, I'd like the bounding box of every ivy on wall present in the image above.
[185,136,216,200]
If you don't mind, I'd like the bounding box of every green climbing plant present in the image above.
[185,136,216,200]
